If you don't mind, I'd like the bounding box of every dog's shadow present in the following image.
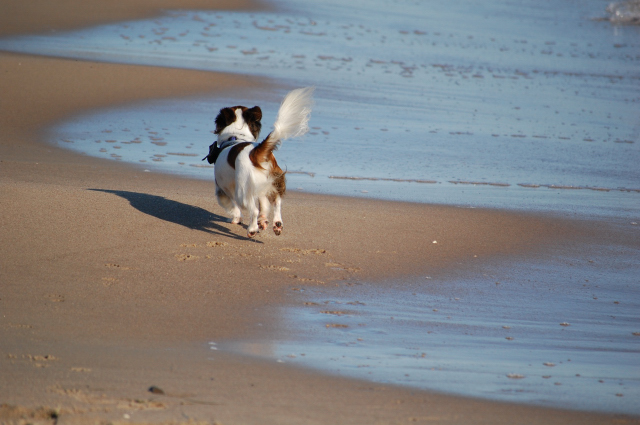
[89,189,254,241]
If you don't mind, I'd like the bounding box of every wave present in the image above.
[606,0,640,24]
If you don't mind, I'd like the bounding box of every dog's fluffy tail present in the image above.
[251,87,314,166]
[272,86,314,143]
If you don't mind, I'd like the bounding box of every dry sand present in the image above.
[1,1,638,424]
[0,0,271,37]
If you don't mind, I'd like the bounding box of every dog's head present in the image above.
[214,105,262,143]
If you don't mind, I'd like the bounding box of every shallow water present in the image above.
[2,0,639,414]
[224,238,640,414]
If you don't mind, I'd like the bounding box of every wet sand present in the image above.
[0,1,638,424]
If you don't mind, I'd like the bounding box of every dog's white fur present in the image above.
[208,87,314,238]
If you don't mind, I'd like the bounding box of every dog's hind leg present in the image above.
[234,175,259,237]
[246,199,260,238]
[270,172,286,236]
[216,186,242,224]
[257,196,270,231]
[271,194,283,236]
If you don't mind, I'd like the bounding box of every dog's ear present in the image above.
[243,106,262,140]
[214,107,237,134]
[243,106,262,123]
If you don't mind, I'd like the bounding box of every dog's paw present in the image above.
[247,223,260,238]
[258,215,269,231]
[273,221,283,236]
[230,217,242,225]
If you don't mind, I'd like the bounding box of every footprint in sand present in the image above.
[17,354,59,368]
[325,262,361,273]
[320,310,350,316]
[25,354,57,362]
[280,248,327,255]
[102,277,118,287]
[51,387,166,409]
[260,265,290,272]
[206,241,228,247]
[6,323,33,329]
[176,254,199,261]
[70,367,92,373]
[289,275,325,284]
[104,263,131,270]
[45,294,65,303]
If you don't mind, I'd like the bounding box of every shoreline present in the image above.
[1,2,638,424]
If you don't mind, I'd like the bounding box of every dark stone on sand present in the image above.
[148,386,165,395]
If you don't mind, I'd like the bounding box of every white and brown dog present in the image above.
[203,87,314,238]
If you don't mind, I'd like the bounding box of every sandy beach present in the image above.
[1,1,638,424]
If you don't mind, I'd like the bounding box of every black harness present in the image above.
[202,136,239,164]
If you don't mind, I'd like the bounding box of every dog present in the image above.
[203,87,314,238]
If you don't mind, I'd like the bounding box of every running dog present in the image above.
[203,87,314,238]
